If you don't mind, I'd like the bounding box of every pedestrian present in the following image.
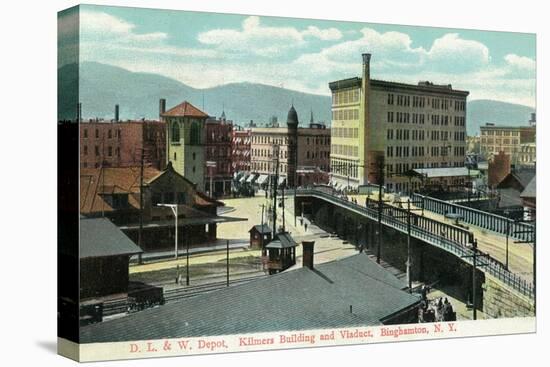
[304,223,308,232]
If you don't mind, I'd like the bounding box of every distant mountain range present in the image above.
[59,62,535,135]
[466,100,535,135]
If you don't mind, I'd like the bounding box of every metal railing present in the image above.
[296,187,534,299]
[411,193,535,242]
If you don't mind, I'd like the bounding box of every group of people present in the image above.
[419,286,457,322]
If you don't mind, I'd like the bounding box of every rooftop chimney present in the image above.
[159,98,166,118]
[115,104,119,122]
[302,240,315,270]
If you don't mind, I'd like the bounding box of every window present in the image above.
[164,192,175,204]
[190,122,200,145]
[95,145,99,156]
[108,146,113,157]
[171,121,180,142]
[83,146,88,155]
[108,130,112,139]
[84,129,88,138]
[174,152,177,160]
[95,129,99,138]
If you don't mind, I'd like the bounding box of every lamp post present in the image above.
[206,161,217,198]
[157,203,178,259]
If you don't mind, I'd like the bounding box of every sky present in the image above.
[59,4,536,107]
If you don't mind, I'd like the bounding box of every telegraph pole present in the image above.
[282,185,286,232]
[406,199,412,292]
[138,146,145,264]
[376,161,384,264]
[186,233,190,286]
[226,239,230,287]
[472,239,478,320]
[461,238,489,320]
[272,144,280,235]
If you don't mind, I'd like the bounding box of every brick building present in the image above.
[204,115,233,197]
[80,120,166,170]
[250,106,331,187]
[488,151,512,188]
[231,127,251,173]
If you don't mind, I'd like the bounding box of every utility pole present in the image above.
[138,146,145,264]
[472,239,478,320]
[282,185,286,232]
[186,233,190,286]
[260,204,265,255]
[272,144,280,236]
[226,239,230,287]
[376,161,384,264]
[406,199,412,292]
[461,238,489,320]
[504,211,510,270]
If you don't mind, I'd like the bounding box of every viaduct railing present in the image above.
[411,193,535,242]
[296,187,534,300]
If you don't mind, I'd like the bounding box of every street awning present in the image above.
[247,174,258,183]
[240,174,249,183]
[256,174,268,185]
[278,177,286,186]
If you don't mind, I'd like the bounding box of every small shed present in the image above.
[265,232,297,274]
[249,224,272,250]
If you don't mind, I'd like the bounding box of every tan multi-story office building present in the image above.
[479,123,536,164]
[250,106,331,187]
[329,53,469,193]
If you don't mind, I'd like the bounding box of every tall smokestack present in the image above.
[77,102,82,123]
[302,240,315,270]
[361,53,372,185]
[115,104,119,122]
[362,53,371,81]
[159,98,166,118]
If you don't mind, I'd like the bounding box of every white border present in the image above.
[1,0,547,366]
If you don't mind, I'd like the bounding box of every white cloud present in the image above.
[426,33,490,72]
[302,26,342,41]
[197,16,343,56]
[77,13,536,108]
[504,54,536,77]
[80,10,167,43]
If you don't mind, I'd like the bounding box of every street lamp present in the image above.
[157,203,179,259]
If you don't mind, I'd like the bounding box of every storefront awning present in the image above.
[240,174,249,183]
[278,177,286,186]
[256,174,268,185]
[247,174,258,183]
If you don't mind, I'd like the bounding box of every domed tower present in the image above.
[286,104,299,188]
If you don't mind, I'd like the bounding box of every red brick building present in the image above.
[80,120,166,170]
[204,116,233,197]
[231,128,251,173]
[488,151,511,188]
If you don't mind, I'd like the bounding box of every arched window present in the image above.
[190,122,200,145]
[171,121,180,142]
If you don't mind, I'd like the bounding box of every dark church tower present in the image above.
[286,104,299,188]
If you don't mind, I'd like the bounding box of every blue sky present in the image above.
[59,4,536,107]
